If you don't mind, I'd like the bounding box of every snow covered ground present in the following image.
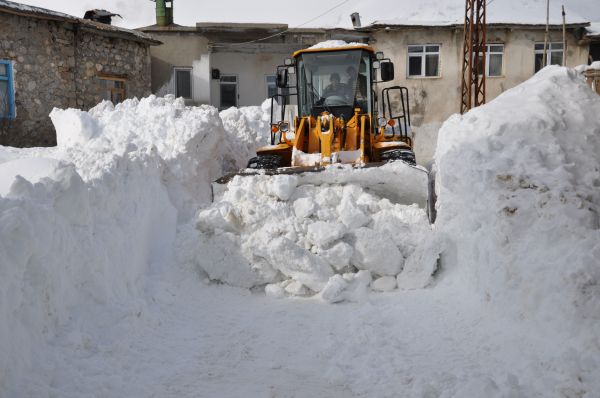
[1,66,599,397]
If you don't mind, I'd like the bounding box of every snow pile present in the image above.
[435,66,600,388]
[0,95,226,394]
[308,40,369,49]
[181,163,436,302]
[218,99,271,172]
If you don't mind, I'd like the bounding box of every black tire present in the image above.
[380,149,417,166]
[247,154,283,170]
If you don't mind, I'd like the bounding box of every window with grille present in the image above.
[407,45,440,77]
[0,60,16,119]
[99,75,127,104]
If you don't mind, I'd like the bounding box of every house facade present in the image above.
[368,23,590,127]
[139,21,366,110]
[0,1,160,147]
[140,2,592,128]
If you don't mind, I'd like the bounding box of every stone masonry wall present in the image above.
[0,13,76,146]
[75,30,152,110]
[0,12,152,147]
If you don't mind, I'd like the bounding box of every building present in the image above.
[0,0,160,147]
[140,0,592,130]
[139,14,366,109]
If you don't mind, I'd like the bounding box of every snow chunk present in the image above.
[306,220,347,248]
[350,227,404,276]
[372,276,398,292]
[321,271,372,303]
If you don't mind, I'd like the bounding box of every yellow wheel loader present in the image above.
[213,43,436,222]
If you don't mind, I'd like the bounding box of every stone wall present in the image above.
[75,30,152,110]
[0,12,152,147]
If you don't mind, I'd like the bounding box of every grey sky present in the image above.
[11,0,600,29]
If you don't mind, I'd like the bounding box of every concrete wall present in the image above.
[210,51,287,109]
[0,12,152,147]
[373,26,589,127]
[147,32,209,104]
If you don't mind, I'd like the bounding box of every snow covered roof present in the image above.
[310,0,590,29]
[587,22,600,38]
[0,0,160,45]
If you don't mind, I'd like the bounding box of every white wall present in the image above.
[209,52,287,109]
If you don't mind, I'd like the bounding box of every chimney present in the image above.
[350,12,361,28]
[154,0,174,26]
[84,9,121,25]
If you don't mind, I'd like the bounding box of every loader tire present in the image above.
[380,149,417,166]
[247,154,283,170]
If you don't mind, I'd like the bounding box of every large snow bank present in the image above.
[435,66,600,389]
[218,99,271,172]
[181,163,436,302]
[0,95,226,394]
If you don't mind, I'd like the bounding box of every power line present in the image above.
[210,0,352,48]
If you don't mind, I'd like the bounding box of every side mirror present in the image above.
[380,61,394,82]
[276,68,288,88]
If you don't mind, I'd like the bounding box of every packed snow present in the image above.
[308,40,370,49]
[1,66,599,397]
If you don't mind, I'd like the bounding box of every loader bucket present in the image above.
[211,161,431,216]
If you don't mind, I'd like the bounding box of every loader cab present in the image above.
[294,48,376,119]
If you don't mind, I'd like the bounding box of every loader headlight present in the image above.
[377,117,387,127]
[279,121,289,133]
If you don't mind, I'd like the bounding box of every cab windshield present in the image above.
[297,49,372,119]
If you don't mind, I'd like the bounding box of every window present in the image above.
[0,60,15,119]
[99,75,127,104]
[475,44,504,77]
[535,42,563,73]
[220,75,238,109]
[266,75,277,98]
[174,68,192,99]
[407,45,440,77]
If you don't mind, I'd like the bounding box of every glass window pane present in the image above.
[535,43,545,51]
[473,52,485,76]
[551,42,563,50]
[176,70,191,98]
[408,56,422,76]
[266,75,276,84]
[220,75,237,83]
[0,80,8,115]
[0,64,6,76]
[408,46,423,53]
[221,84,237,108]
[489,53,503,76]
[534,53,544,72]
[425,54,439,76]
[550,50,563,66]
[425,45,440,53]
[489,45,504,53]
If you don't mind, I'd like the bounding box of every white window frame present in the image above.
[265,75,277,99]
[407,44,441,78]
[219,74,238,109]
[534,42,564,72]
[174,67,193,99]
[475,44,504,77]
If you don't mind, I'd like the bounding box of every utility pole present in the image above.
[460,0,487,114]
[542,0,550,67]
[562,5,567,66]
